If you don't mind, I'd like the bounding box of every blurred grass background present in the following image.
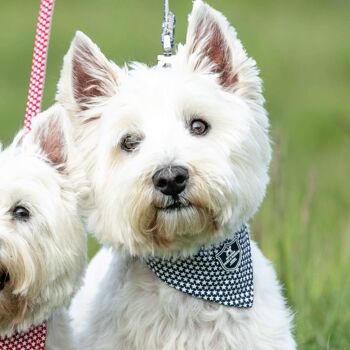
[0,0,349,348]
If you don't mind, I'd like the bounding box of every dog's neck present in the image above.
[0,287,67,338]
[0,321,47,348]
[145,224,254,308]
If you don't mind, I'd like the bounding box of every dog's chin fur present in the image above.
[0,272,28,331]
[0,105,88,340]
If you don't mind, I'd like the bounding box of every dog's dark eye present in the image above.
[190,119,209,136]
[120,134,142,152]
[12,206,31,221]
[0,272,10,291]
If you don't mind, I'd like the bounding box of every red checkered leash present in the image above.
[24,0,55,131]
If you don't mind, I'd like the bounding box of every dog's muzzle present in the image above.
[154,194,192,212]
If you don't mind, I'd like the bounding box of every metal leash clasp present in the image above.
[158,0,176,68]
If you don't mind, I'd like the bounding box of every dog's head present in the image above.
[0,105,86,333]
[58,0,271,257]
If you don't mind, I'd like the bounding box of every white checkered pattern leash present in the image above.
[24,0,55,131]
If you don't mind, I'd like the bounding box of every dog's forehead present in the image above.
[108,65,234,126]
[122,65,217,103]
[0,151,57,190]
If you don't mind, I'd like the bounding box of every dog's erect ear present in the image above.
[184,0,262,103]
[57,31,119,118]
[24,105,69,168]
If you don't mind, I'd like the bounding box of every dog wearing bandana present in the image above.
[0,106,87,349]
[58,0,296,348]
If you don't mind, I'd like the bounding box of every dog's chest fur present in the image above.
[76,246,295,350]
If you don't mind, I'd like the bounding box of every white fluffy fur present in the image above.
[59,0,296,348]
[0,105,88,349]
[72,244,295,349]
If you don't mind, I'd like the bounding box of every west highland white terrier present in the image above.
[58,0,296,348]
[0,105,87,349]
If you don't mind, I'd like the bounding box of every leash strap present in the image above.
[24,0,55,131]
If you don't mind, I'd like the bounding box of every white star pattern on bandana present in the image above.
[0,322,47,350]
[145,225,254,308]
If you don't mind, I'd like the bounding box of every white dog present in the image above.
[58,0,296,348]
[0,105,87,349]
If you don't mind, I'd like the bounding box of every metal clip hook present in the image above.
[158,0,176,67]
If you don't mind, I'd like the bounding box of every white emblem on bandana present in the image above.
[145,225,254,308]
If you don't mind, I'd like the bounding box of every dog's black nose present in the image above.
[152,166,189,196]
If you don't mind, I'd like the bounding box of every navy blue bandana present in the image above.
[145,225,254,308]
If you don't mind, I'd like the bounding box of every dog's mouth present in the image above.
[0,271,10,291]
[155,197,192,212]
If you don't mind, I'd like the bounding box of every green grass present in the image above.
[0,0,349,348]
